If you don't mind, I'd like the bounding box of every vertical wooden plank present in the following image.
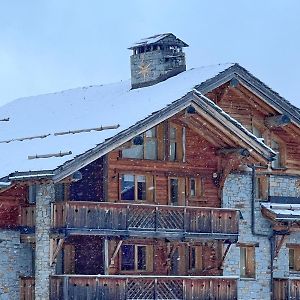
[104,238,109,275]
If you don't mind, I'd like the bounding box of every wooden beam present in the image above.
[274,234,288,258]
[104,238,109,275]
[50,238,64,266]
[264,115,291,129]
[219,243,232,269]
[109,240,123,267]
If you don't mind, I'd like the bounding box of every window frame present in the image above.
[187,245,203,273]
[121,127,158,160]
[270,136,286,169]
[255,175,269,201]
[120,243,153,273]
[288,244,300,272]
[239,244,256,279]
[119,173,154,202]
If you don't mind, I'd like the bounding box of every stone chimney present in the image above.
[129,33,189,89]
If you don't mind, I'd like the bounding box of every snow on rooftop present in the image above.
[0,63,234,179]
[129,33,171,48]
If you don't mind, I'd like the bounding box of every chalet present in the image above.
[0,33,300,300]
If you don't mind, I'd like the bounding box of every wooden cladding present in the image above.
[50,275,238,300]
[20,277,35,300]
[273,278,300,300]
[52,201,239,240]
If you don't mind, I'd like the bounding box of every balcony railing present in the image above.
[20,276,35,300]
[50,275,238,300]
[52,201,239,240]
[273,278,300,299]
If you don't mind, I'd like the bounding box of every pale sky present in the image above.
[0,0,299,107]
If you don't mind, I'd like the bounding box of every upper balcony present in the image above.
[49,201,239,241]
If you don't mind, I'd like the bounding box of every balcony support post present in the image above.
[104,238,109,275]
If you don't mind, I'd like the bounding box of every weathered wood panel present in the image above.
[273,278,300,300]
[50,275,238,300]
[0,185,27,228]
[70,157,105,201]
[53,201,239,238]
[108,121,220,207]
[20,277,35,300]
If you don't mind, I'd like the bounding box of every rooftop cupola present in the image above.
[129,33,189,89]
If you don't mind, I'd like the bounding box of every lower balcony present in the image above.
[51,201,239,241]
[49,275,237,300]
[273,278,300,299]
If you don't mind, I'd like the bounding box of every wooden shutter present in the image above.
[246,246,255,277]
[196,245,203,271]
[146,175,154,202]
[178,177,186,206]
[157,123,165,160]
[294,247,300,271]
[64,244,75,274]
[146,245,154,272]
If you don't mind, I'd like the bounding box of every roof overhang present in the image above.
[51,91,275,182]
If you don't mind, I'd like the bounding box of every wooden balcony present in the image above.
[50,275,238,300]
[52,201,239,241]
[273,278,300,299]
[20,276,35,300]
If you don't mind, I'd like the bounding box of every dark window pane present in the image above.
[137,175,146,201]
[190,179,196,197]
[121,175,135,200]
[28,185,37,204]
[121,245,135,270]
[289,248,295,270]
[170,179,178,205]
[137,246,147,270]
[189,247,196,269]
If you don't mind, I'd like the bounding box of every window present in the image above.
[120,244,152,272]
[169,177,185,206]
[190,179,196,197]
[271,140,282,168]
[169,124,184,161]
[288,246,300,272]
[255,175,269,201]
[122,127,158,160]
[120,174,154,201]
[188,245,203,272]
[240,245,255,279]
[188,177,204,199]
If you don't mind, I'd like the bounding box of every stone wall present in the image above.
[0,230,33,300]
[222,172,300,300]
[35,184,55,299]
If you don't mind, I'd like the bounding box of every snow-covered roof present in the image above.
[261,203,300,221]
[0,63,235,180]
[129,33,188,49]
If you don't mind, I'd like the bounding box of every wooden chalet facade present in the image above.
[0,34,300,300]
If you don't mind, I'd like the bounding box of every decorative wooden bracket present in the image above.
[109,240,123,268]
[215,150,250,197]
[274,234,288,258]
[219,242,232,270]
[50,238,64,266]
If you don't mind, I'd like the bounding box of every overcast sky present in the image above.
[0,0,299,107]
